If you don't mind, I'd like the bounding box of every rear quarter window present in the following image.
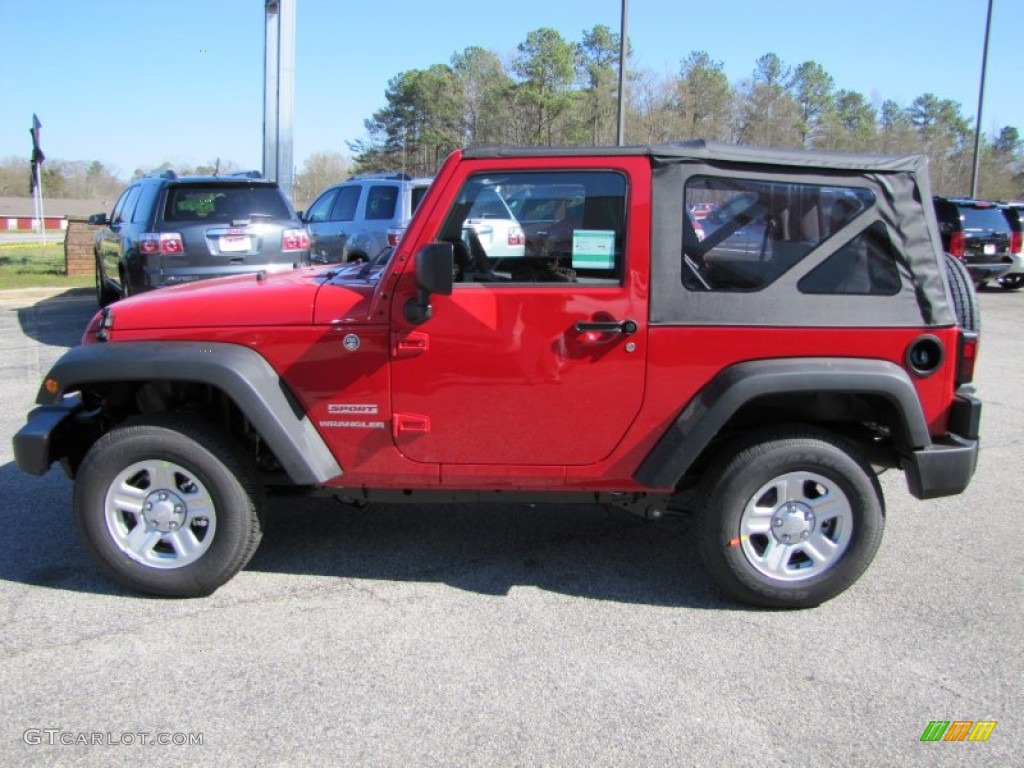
[365,185,399,221]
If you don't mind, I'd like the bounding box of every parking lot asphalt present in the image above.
[0,287,1019,767]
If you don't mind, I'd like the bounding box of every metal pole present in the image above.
[34,165,46,244]
[616,0,629,146]
[970,0,994,198]
[264,0,296,200]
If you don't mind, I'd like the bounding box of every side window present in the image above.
[109,188,132,225]
[682,176,875,292]
[365,185,398,221]
[119,186,143,224]
[437,171,627,285]
[134,185,159,226]
[410,185,430,214]
[330,186,361,221]
[304,189,338,223]
[798,222,902,296]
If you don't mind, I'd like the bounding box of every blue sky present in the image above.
[1,0,1019,181]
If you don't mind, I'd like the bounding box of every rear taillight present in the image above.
[508,226,525,247]
[957,330,979,385]
[949,231,966,258]
[1010,230,1022,255]
[387,228,404,247]
[282,228,310,252]
[139,232,183,255]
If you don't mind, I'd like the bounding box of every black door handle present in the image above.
[574,319,638,335]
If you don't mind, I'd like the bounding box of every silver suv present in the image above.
[302,173,432,263]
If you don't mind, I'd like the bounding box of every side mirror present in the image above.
[88,213,109,226]
[296,210,304,220]
[405,242,453,323]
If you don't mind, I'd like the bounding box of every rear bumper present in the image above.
[12,396,85,476]
[965,260,1012,283]
[902,391,981,500]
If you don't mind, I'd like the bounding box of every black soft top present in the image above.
[465,140,952,327]
[464,140,927,175]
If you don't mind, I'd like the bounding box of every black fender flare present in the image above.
[634,357,931,488]
[37,341,342,485]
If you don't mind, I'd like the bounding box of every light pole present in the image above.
[970,0,994,198]
[616,0,629,146]
[264,0,296,199]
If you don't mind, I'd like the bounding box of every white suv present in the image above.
[302,173,432,263]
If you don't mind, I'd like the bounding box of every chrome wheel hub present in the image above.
[771,502,815,545]
[104,460,217,569]
[738,471,853,582]
[143,490,187,533]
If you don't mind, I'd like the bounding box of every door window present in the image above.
[304,189,338,222]
[437,171,627,285]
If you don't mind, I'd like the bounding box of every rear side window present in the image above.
[330,186,361,221]
[115,186,142,224]
[365,185,398,221]
[164,185,290,222]
[682,176,877,292]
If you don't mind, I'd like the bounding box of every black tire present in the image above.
[74,415,264,597]
[945,252,980,331]
[95,259,117,308]
[996,273,1024,291]
[698,426,885,609]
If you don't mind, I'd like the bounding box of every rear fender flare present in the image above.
[634,358,931,488]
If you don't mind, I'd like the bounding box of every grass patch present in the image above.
[0,244,92,290]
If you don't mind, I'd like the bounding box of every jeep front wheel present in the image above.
[74,416,264,597]
[698,427,884,609]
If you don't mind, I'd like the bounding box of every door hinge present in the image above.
[393,413,430,437]
[393,332,430,358]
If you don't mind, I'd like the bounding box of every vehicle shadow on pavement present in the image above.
[247,497,737,610]
[14,289,94,349]
[0,460,736,608]
[0,462,131,596]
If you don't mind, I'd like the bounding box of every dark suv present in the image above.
[90,171,310,306]
[933,196,1021,286]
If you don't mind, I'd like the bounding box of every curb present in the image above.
[0,286,92,302]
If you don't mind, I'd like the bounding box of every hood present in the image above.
[107,268,377,330]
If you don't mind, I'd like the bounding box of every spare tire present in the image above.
[945,252,980,332]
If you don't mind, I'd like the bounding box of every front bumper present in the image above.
[901,391,981,500]
[12,395,87,476]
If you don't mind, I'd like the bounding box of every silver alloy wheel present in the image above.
[103,459,217,569]
[738,470,852,581]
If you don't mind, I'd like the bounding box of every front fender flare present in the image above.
[634,357,931,489]
[37,341,342,485]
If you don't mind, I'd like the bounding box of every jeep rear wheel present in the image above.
[698,427,884,609]
[74,416,263,597]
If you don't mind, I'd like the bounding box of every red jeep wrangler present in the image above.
[14,142,981,608]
